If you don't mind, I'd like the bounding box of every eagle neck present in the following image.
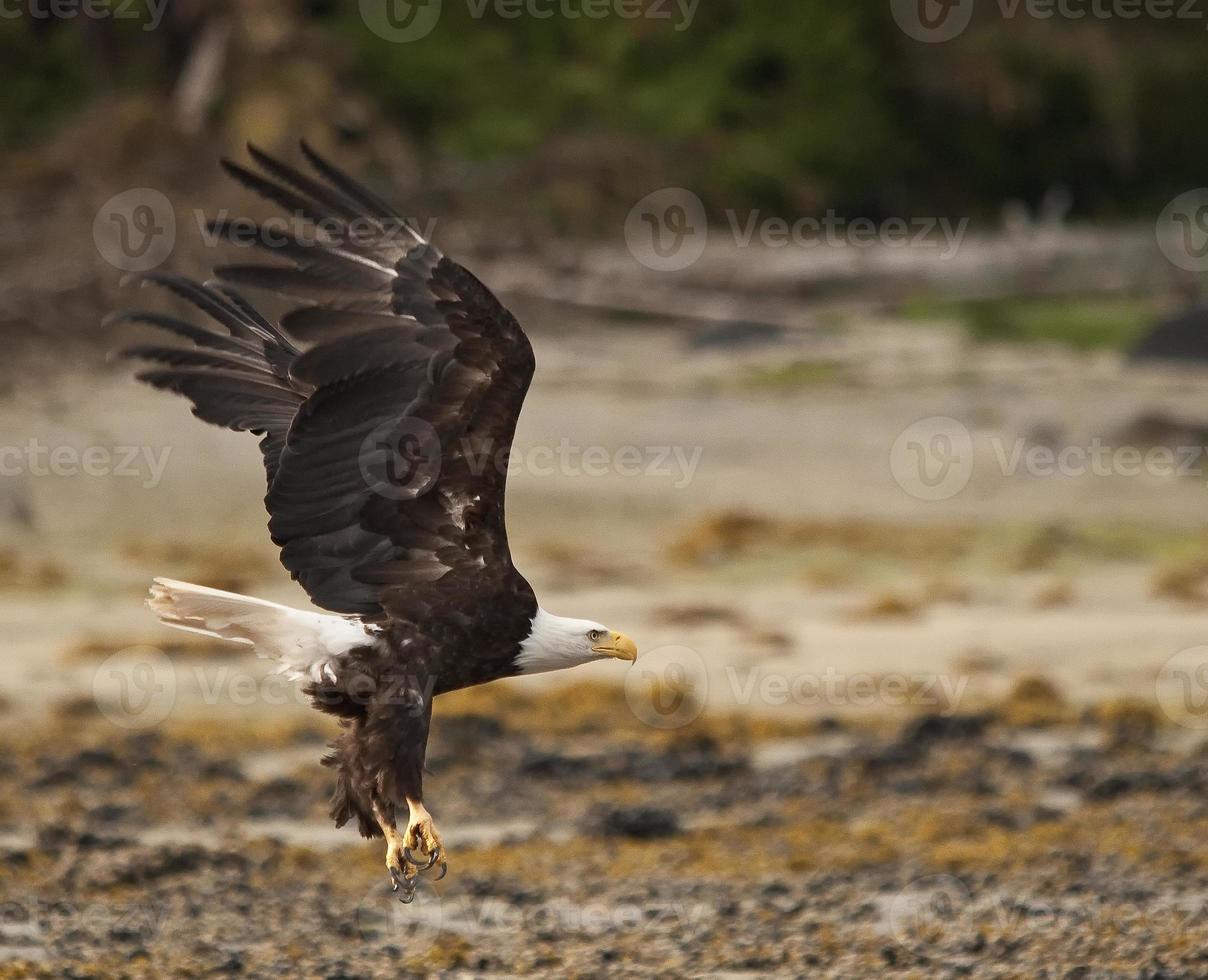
[514,606,598,675]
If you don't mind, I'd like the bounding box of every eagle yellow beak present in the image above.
[593,631,638,663]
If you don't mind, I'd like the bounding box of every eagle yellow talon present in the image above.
[403,801,447,882]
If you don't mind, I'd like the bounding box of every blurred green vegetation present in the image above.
[6,2,1208,222]
[903,295,1158,350]
[320,0,893,213]
[0,19,90,147]
[739,360,846,390]
[317,1,1208,219]
[0,5,168,147]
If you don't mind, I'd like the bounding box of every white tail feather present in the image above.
[146,577,370,682]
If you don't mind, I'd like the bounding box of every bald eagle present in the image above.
[121,142,638,902]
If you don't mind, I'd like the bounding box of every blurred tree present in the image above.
[6,0,1208,222]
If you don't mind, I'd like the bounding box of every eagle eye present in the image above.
[588,629,604,642]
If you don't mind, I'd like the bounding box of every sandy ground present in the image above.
[8,308,1208,711]
[4,305,1208,976]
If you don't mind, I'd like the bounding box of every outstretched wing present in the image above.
[122,143,536,620]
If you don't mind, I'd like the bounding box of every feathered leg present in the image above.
[310,651,447,901]
[370,671,445,901]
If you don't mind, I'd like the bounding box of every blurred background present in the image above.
[6,1,1208,976]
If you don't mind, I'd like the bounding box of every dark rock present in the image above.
[593,806,680,840]
[246,777,310,819]
[981,808,1019,830]
[199,760,246,781]
[76,831,135,850]
[521,739,746,785]
[35,823,74,851]
[70,748,123,770]
[28,767,85,790]
[86,803,135,825]
[1130,306,1208,363]
[884,776,931,795]
[518,750,580,780]
[34,823,130,852]
[433,712,505,743]
[900,713,990,746]
[687,320,785,351]
[108,923,147,944]
[212,951,245,974]
[989,746,1035,769]
[92,845,248,888]
[1086,772,1174,800]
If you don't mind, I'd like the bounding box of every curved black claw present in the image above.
[404,846,440,872]
[429,860,448,882]
[390,866,417,904]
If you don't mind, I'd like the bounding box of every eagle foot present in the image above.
[403,811,448,883]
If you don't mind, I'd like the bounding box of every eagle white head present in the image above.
[515,608,638,675]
